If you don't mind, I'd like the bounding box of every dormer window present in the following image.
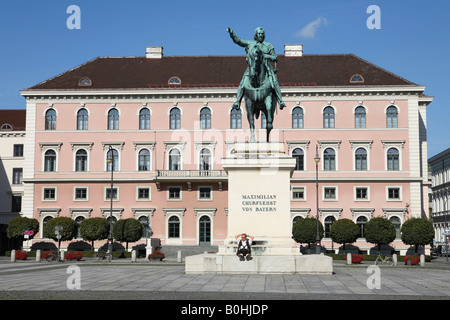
[350,74,364,84]
[1,123,12,130]
[78,77,92,86]
[168,77,181,85]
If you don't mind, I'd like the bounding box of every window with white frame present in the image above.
[74,187,88,201]
[291,186,305,200]
[323,186,337,200]
[168,186,181,200]
[198,186,212,200]
[137,187,151,201]
[43,187,56,201]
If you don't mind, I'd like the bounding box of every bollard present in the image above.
[392,253,397,266]
[36,249,41,262]
[11,249,16,263]
[420,254,425,267]
[177,250,182,263]
[131,250,136,263]
[346,252,352,265]
[60,250,65,262]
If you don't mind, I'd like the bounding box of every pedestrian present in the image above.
[236,233,254,261]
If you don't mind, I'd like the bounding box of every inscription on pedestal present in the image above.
[241,194,277,213]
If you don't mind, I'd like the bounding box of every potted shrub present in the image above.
[403,254,420,265]
[65,251,83,261]
[351,254,364,264]
[15,250,28,260]
[148,249,165,261]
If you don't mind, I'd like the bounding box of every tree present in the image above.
[292,217,324,253]
[364,217,396,253]
[80,217,110,250]
[330,218,360,254]
[112,218,143,250]
[401,217,434,253]
[6,217,39,247]
[43,217,78,242]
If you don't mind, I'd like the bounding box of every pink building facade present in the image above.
[20,46,432,254]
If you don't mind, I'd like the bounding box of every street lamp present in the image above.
[314,144,321,254]
[107,146,114,257]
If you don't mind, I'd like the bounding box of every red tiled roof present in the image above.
[0,109,26,131]
[27,54,417,90]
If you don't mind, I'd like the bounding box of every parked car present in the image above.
[431,245,442,256]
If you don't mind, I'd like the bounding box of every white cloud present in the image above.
[296,17,328,38]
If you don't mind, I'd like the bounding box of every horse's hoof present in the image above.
[279,102,286,110]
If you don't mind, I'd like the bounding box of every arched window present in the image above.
[200,107,211,129]
[75,149,88,172]
[43,216,52,236]
[356,216,368,238]
[77,108,88,130]
[324,216,336,238]
[230,108,242,129]
[139,108,151,130]
[292,107,304,129]
[323,106,335,128]
[387,148,399,171]
[292,148,304,171]
[386,106,398,128]
[138,149,151,171]
[45,109,56,130]
[168,216,180,238]
[139,216,150,238]
[199,148,211,171]
[170,107,181,129]
[292,216,303,226]
[323,148,336,171]
[169,149,181,171]
[389,216,401,238]
[75,216,85,238]
[1,123,12,130]
[106,149,119,172]
[44,150,56,172]
[108,108,119,130]
[355,148,367,171]
[354,106,366,128]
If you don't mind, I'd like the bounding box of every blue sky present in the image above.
[0,0,448,157]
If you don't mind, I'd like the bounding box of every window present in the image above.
[292,186,305,200]
[168,216,180,238]
[107,108,119,130]
[350,74,364,83]
[169,149,181,171]
[74,187,88,200]
[43,188,56,200]
[386,106,398,128]
[12,168,22,185]
[138,149,151,171]
[388,187,401,200]
[139,108,151,130]
[230,108,242,129]
[387,148,399,171]
[168,187,181,200]
[43,216,52,236]
[292,107,304,129]
[75,149,88,172]
[45,109,56,130]
[77,108,88,130]
[44,150,56,172]
[292,148,304,171]
[199,148,211,171]
[198,187,212,200]
[137,187,150,200]
[323,106,335,128]
[355,187,368,200]
[324,187,336,200]
[106,149,119,172]
[75,216,85,238]
[356,216,368,238]
[11,195,21,212]
[78,77,92,86]
[170,107,181,129]
[105,187,118,200]
[323,148,336,171]
[324,216,336,238]
[139,216,151,237]
[168,77,181,85]
[200,107,211,129]
[354,106,366,128]
[390,216,401,238]
[1,123,12,130]
[355,148,367,171]
[13,144,24,157]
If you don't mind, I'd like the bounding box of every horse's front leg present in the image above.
[245,98,256,142]
[265,95,274,142]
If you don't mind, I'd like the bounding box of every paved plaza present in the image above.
[0,257,450,301]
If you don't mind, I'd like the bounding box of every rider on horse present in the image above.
[227,27,286,111]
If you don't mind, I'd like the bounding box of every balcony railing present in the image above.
[156,170,228,179]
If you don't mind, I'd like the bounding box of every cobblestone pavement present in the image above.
[0,258,450,301]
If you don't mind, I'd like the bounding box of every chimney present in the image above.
[146,46,163,59]
[284,44,303,57]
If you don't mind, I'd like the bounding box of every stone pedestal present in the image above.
[185,141,333,274]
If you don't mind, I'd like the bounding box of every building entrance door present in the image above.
[199,216,211,246]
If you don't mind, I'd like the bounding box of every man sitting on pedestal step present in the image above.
[236,233,254,261]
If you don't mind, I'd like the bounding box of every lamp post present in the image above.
[107,146,114,257]
[314,144,321,254]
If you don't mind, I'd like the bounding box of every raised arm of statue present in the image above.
[227,27,251,48]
